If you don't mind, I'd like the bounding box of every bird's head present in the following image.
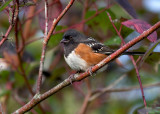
[60,29,86,45]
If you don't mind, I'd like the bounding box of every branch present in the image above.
[0,103,4,114]
[14,0,34,96]
[44,0,49,36]
[23,0,37,40]
[0,1,17,47]
[0,25,12,47]
[13,20,160,114]
[130,56,147,106]
[36,0,75,93]
[92,82,160,94]
[78,92,91,114]
[89,74,127,101]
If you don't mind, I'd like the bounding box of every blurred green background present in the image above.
[0,0,160,113]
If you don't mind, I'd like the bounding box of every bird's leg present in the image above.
[86,66,95,76]
[68,74,75,84]
[68,70,82,84]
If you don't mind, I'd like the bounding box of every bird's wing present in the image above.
[82,37,115,55]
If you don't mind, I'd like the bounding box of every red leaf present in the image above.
[122,19,157,42]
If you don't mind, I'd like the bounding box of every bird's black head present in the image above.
[60,29,87,57]
[60,29,86,45]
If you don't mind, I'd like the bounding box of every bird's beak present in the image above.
[60,39,69,44]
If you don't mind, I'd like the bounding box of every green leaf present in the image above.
[104,35,121,46]
[0,89,10,97]
[0,70,10,83]
[120,25,134,38]
[48,26,65,48]
[85,7,133,42]
[110,4,132,19]
[0,0,13,12]
[85,8,116,35]
[14,72,25,87]
[26,40,42,60]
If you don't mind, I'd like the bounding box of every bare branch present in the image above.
[44,0,49,36]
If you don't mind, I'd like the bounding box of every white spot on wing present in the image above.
[87,37,95,41]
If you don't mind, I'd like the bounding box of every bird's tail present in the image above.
[104,51,145,55]
[122,51,145,55]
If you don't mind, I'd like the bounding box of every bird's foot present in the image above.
[87,66,95,76]
[68,74,75,84]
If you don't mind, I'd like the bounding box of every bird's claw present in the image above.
[69,74,75,84]
[87,67,94,76]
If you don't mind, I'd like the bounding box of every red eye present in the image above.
[69,36,72,39]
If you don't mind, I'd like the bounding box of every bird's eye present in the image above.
[66,35,72,40]
[68,35,72,39]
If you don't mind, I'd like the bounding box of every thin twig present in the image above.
[17,19,26,53]
[130,56,147,106]
[89,74,127,101]
[81,0,89,31]
[0,3,16,47]
[107,12,125,45]
[23,0,37,40]
[44,0,49,36]
[78,92,91,114]
[0,103,4,114]
[13,93,38,114]
[14,0,34,96]
[93,82,160,93]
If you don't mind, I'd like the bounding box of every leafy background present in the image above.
[0,0,160,113]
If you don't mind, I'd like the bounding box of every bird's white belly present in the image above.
[64,51,88,71]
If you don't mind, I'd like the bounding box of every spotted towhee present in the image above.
[61,29,144,72]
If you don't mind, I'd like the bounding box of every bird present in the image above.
[60,29,144,72]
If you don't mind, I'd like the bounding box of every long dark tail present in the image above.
[122,51,145,55]
[104,51,145,55]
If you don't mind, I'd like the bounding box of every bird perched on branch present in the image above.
[60,29,144,72]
